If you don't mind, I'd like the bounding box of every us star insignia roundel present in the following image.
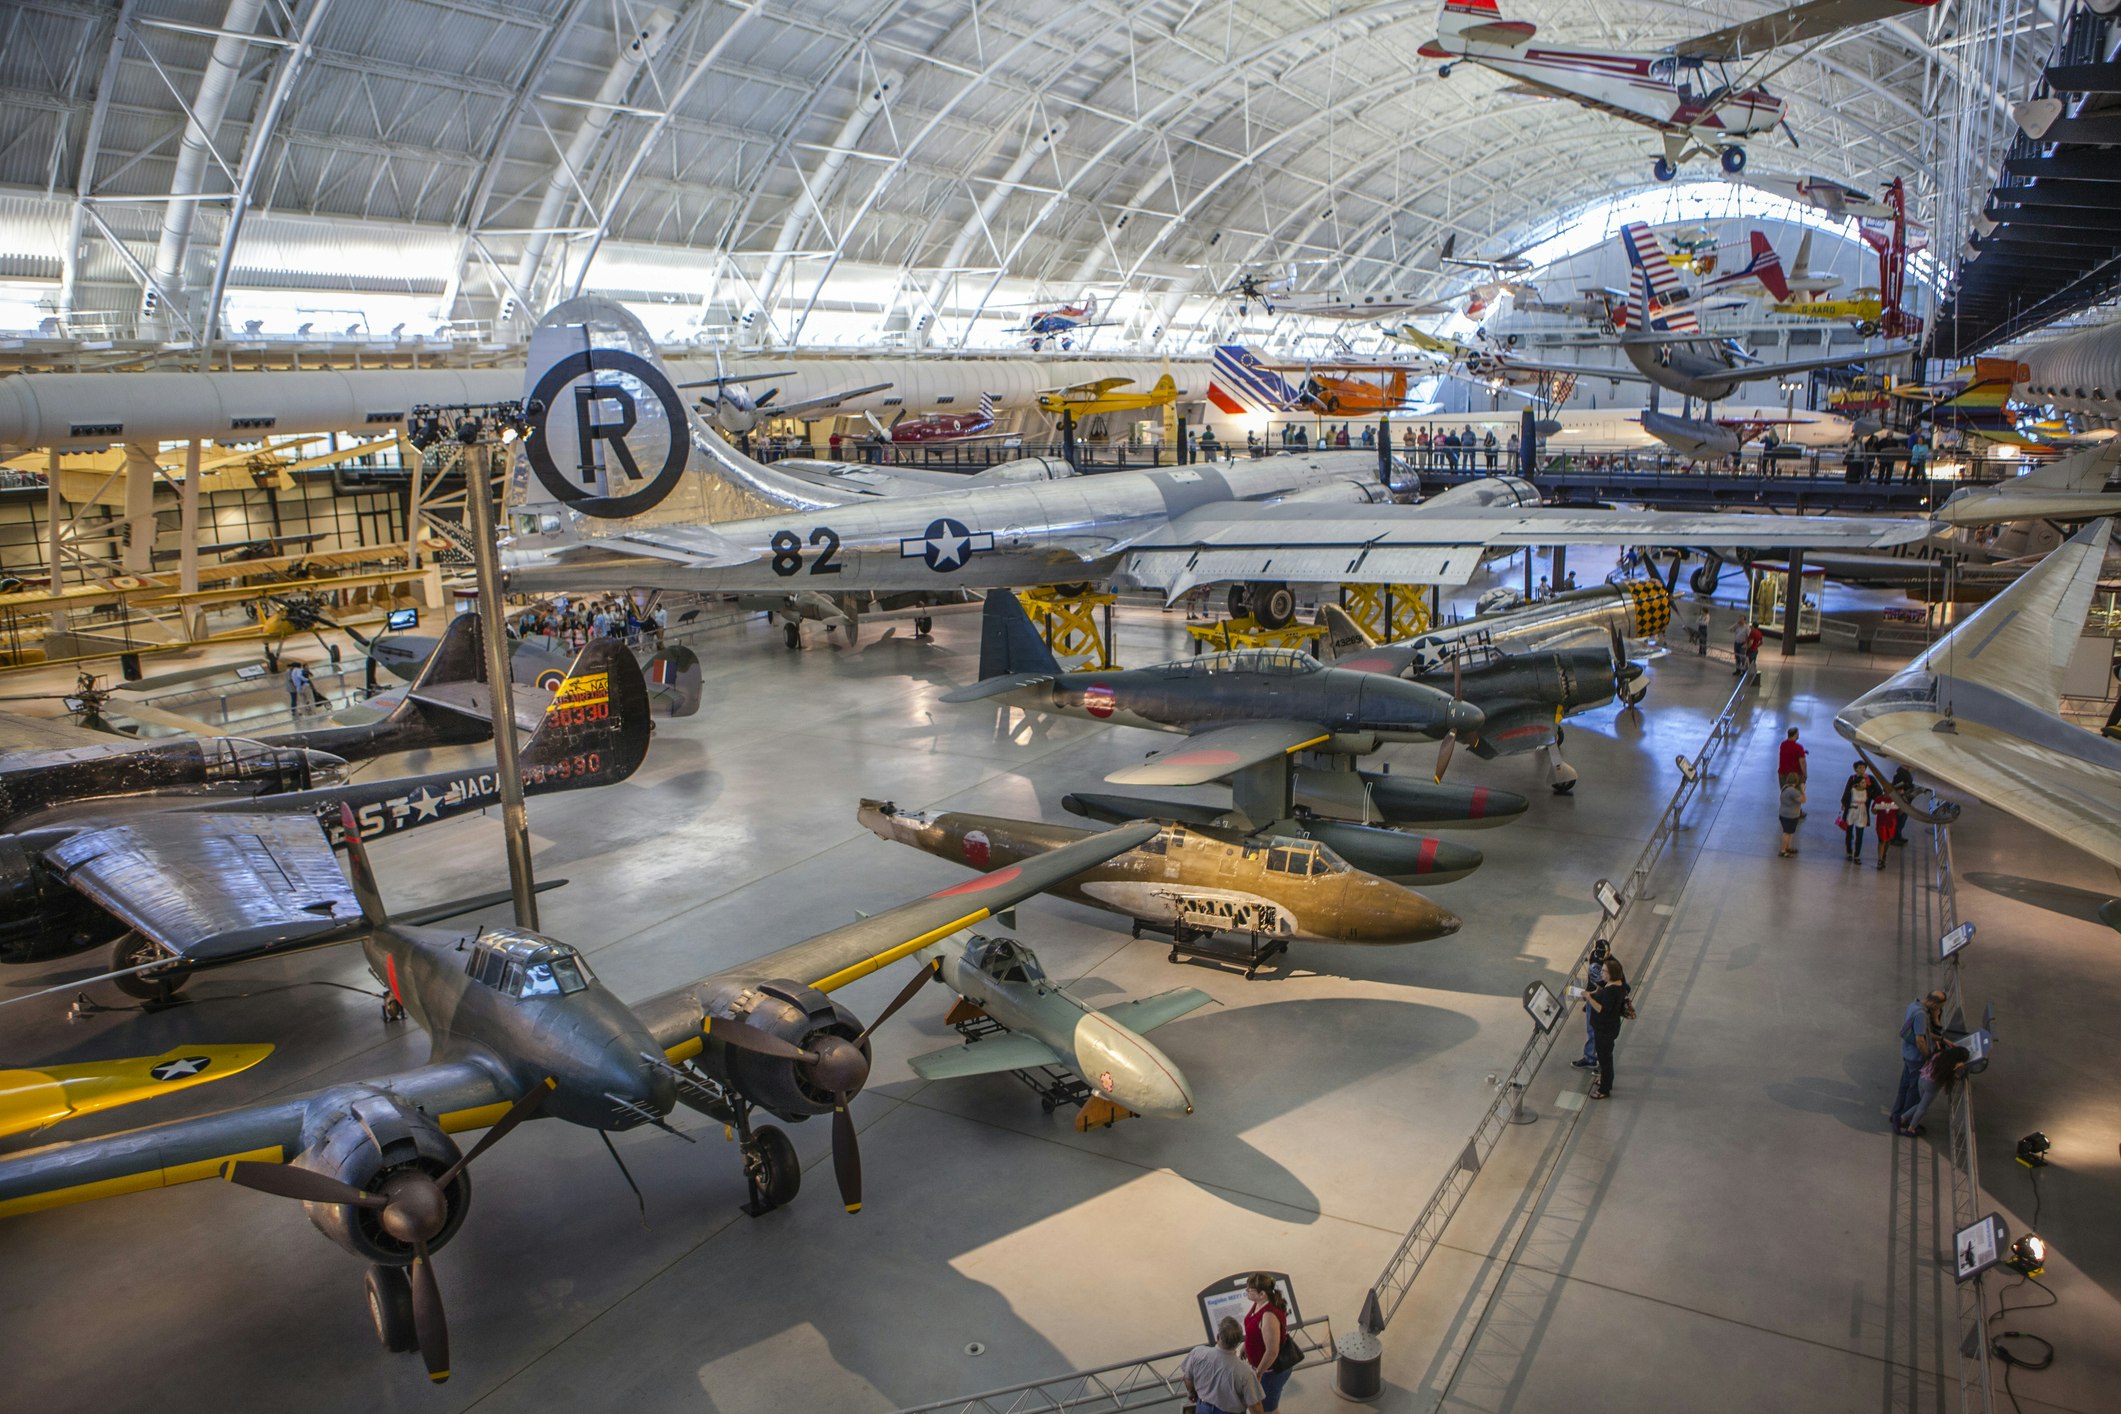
[900,517,994,572]
[151,1057,213,1081]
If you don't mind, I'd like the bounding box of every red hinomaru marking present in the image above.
[1170,748,1243,766]
[1343,655,1398,673]
[930,866,1023,897]
[1084,684,1116,719]
[962,830,991,869]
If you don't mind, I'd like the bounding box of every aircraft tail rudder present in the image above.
[2015,437,2121,493]
[1747,232,1791,301]
[1317,603,1379,658]
[512,296,833,536]
[642,644,705,717]
[1211,345,1304,413]
[977,591,1062,682]
[1151,372,1177,399]
[516,636,653,792]
[977,390,996,422]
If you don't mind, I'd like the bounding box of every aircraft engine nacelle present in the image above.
[0,838,122,963]
[298,1091,470,1264]
[715,978,870,1121]
[1276,478,1395,506]
[969,457,1077,484]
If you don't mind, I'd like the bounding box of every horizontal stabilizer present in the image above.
[938,671,1054,704]
[1098,987,1212,1034]
[907,1030,1064,1080]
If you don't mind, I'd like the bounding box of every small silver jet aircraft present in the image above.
[1837,518,2121,872]
[502,299,1927,621]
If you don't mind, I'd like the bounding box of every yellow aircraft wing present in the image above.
[1041,377,1134,398]
[0,1044,274,1141]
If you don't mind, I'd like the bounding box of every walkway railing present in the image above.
[887,1316,1336,1414]
[1358,666,1754,1333]
[1932,820,1996,1414]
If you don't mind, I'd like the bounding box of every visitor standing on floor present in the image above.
[1869,789,1898,866]
[1891,989,1946,1131]
[1779,778,1804,857]
[1181,1318,1265,1414]
[1731,618,1752,676]
[1584,957,1634,1100]
[1242,1274,1296,1413]
[1890,764,1915,845]
[1777,727,1808,814]
[1896,1043,1968,1137]
[1572,942,1609,1069]
[1745,620,1764,672]
[1841,761,1877,862]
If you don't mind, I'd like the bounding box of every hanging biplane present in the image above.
[1420,0,1940,181]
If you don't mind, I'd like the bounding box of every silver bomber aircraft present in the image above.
[501,300,1928,623]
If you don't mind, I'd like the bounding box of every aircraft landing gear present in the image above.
[732,1098,800,1215]
[782,622,802,650]
[914,615,933,636]
[110,932,189,1002]
[1228,581,1297,629]
[1690,556,1723,595]
[1719,145,1747,174]
[1438,62,1454,77]
[365,1265,418,1354]
[1652,156,1678,182]
[1539,740,1580,795]
[381,995,407,1024]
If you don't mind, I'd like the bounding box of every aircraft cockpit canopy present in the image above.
[967,934,1046,985]
[1153,649,1323,677]
[1242,837,1343,878]
[465,929,596,998]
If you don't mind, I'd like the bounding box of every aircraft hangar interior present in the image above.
[2,1,2121,1411]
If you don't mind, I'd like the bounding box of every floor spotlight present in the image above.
[2007,1234,2047,1277]
[2015,1131,2051,1168]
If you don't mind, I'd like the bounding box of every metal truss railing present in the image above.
[887,1317,1335,1414]
[1931,822,1996,1414]
[1359,665,1754,1332]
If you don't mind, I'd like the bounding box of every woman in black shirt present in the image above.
[1584,958,1635,1100]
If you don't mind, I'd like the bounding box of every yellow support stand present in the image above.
[1018,586,1118,670]
[1336,584,1432,644]
[1184,616,1324,654]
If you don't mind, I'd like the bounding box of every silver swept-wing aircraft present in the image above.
[1836,518,2121,870]
[1932,440,2121,528]
[502,299,1927,614]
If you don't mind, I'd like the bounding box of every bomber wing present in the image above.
[1676,0,1936,60]
[1105,720,1335,787]
[0,1057,510,1218]
[1121,501,1930,594]
[45,812,364,961]
[637,822,1162,1053]
[0,709,112,752]
[1836,520,2121,869]
[1701,345,1915,383]
[0,1043,274,1141]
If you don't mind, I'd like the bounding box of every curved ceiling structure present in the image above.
[0,0,2051,362]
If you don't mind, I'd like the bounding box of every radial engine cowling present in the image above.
[714,978,870,1121]
[297,1091,470,1263]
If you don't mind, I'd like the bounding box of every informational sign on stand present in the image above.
[1954,1213,2007,1283]
[1594,879,1622,918]
[1940,922,1974,961]
[1196,1272,1301,1344]
[1523,980,1563,1034]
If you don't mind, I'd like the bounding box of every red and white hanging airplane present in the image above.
[1420,0,1939,182]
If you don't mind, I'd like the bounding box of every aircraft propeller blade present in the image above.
[1435,730,1456,783]
[224,1160,387,1209]
[852,959,939,1047]
[756,388,779,408]
[1435,652,1466,783]
[409,1244,451,1382]
[437,1077,555,1189]
[831,1097,862,1213]
[708,1019,818,1064]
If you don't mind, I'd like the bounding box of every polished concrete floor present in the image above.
[0,569,2115,1413]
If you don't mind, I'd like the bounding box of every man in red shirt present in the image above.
[1778,727,1808,817]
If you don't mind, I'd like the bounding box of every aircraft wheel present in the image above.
[1858,320,1880,338]
[110,933,187,1002]
[1653,157,1678,182]
[782,623,801,650]
[747,1125,801,1209]
[1552,779,1578,795]
[1690,564,1720,595]
[915,616,933,636]
[1719,146,1746,175]
[365,1265,418,1354]
[1249,582,1297,629]
[1438,63,1453,77]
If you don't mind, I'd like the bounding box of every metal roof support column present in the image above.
[742,67,901,345]
[196,0,339,361]
[57,0,135,320]
[912,117,1067,349]
[509,7,676,331]
[142,0,265,339]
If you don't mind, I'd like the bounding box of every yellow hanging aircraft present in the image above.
[0,1043,273,1140]
[1035,372,1179,415]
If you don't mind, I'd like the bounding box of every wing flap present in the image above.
[46,812,362,960]
[908,1031,1065,1080]
[1107,721,1332,786]
[1097,987,1213,1034]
